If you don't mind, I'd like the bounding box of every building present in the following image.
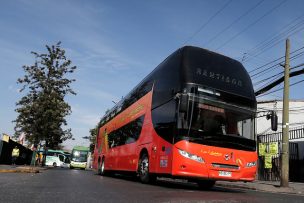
[256,100,304,182]
[257,100,304,134]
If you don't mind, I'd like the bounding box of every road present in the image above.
[0,168,303,203]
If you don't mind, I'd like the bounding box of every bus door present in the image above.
[155,138,173,174]
[58,154,65,167]
[103,128,113,169]
[108,127,119,170]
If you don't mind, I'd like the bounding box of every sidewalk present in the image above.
[216,180,304,195]
[0,164,46,173]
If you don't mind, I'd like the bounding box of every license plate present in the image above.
[219,171,232,177]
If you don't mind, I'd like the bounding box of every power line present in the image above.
[254,61,304,87]
[253,71,283,86]
[250,49,304,78]
[252,51,304,80]
[254,74,283,91]
[245,22,304,62]
[251,61,282,78]
[242,14,304,62]
[204,0,265,47]
[255,63,304,96]
[181,0,233,46]
[214,0,287,51]
[257,79,304,98]
[249,55,285,74]
[258,106,304,110]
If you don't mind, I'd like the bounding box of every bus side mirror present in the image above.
[267,111,278,131]
[179,93,188,113]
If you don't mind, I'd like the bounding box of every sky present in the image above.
[1,0,304,150]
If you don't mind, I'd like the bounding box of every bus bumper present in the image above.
[70,161,87,169]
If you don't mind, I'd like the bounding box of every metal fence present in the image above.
[257,126,304,182]
[258,126,304,143]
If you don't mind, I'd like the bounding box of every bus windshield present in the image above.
[177,94,256,151]
[71,150,88,162]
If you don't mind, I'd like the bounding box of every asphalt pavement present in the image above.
[1,164,304,196]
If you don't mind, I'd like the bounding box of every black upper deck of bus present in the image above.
[99,46,256,126]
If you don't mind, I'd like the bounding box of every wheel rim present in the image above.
[140,156,149,177]
[101,160,105,173]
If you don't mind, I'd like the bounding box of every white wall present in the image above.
[257,100,304,159]
[257,100,304,134]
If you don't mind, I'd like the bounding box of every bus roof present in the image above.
[149,46,255,100]
[100,46,256,126]
[72,146,89,151]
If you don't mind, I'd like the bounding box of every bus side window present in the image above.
[65,157,70,163]
[125,137,135,144]
[58,154,64,162]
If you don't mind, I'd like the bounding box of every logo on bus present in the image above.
[196,68,243,87]
[224,154,230,161]
[224,153,234,161]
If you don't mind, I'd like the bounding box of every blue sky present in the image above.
[1,0,304,150]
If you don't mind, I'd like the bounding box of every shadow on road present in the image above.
[94,171,245,194]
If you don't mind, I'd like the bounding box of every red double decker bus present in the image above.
[93,46,257,189]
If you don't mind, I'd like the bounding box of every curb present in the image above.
[0,169,39,173]
[0,167,44,173]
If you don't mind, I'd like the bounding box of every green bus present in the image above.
[70,146,89,169]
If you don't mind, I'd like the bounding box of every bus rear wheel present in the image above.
[196,180,216,190]
[98,159,105,176]
[138,153,156,184]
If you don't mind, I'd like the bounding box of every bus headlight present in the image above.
[246,161,257,167]
[178,149,204,163]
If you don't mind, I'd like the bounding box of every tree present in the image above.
[14,42,77,149]
[88,124,99,153]
[87,109,111,153]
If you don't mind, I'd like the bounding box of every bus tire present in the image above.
[53,162,57,167]
[98,158,105,176]
[138,153,156,184]
[196,180,216,190]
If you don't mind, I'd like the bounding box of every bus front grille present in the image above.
[212,163,239,170]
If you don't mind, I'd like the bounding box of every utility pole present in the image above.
[281,38,290,187]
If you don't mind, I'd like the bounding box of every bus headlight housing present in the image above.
[178,149,204,163]
[246,161,257,168]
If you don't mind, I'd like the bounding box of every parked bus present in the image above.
[40,149,70,168]
[93,46,257,189]
[70,146,89,169]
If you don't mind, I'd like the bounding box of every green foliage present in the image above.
[88,125,98,153]
[14,42,77,148]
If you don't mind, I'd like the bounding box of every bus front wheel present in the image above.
[138,153,156,184]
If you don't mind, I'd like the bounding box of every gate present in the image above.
[257,127,304,182]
